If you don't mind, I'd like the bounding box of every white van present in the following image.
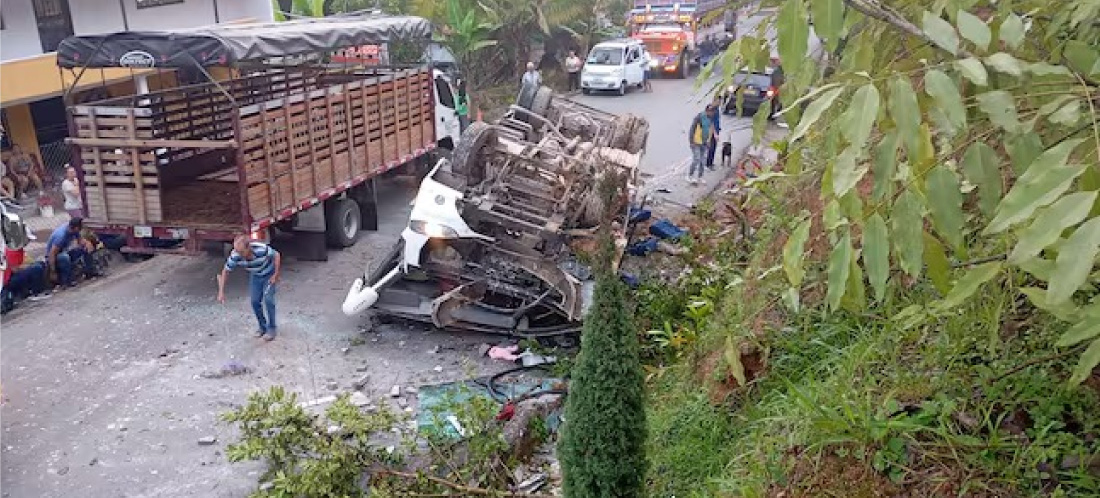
[581,39,647,96]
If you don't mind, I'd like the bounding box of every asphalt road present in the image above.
[572,73,763,211]
[0,63,771,498]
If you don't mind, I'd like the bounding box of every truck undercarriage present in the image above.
[343,86,649,336]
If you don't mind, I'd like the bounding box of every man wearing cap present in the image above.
[45,217,97,288]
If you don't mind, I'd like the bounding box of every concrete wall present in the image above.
[2,0,274,63]
[0,0,44,61]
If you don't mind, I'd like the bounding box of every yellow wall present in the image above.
[3,104,39,153]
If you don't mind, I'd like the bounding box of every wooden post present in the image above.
[259,107,277,219]
[305,89,319,196]
[360,79,372,173]
[126,108,148,224]
[391,70,402,164]
[325,87,344,185]
[344,82,359,178]
[284,98,297,212]
[87,108,109,221]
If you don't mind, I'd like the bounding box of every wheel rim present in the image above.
[342,208,358,239]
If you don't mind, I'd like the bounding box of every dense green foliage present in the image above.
[735,0,1100,383]
[559,238,648,498]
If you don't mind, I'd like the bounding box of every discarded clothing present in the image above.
[489,344,523,361]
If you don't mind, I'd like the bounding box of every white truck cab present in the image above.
[581,39,648,96]
[431,69,463,149]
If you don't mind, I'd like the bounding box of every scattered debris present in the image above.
[489,345,524,362]
[404,386,418,395]
[515,473,548,493]
[199,360,251,379]
[352,374,371,391]
[657,240,687,255]
[299,395,338,409]
[433,365,443,373]
[649,219,687,240]
[197,436,217,446]
[325,381,339,391]
[389,385,401,397]
[348,392,371,407]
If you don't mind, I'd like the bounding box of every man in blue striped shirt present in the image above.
[217,236,282,341]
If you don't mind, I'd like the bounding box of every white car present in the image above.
[581,39,648,96]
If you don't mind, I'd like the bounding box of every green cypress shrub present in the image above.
[559,234,647,498]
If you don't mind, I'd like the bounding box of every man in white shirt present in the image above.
[521,62,542,91]
[564,51,582,92]
[61,166,82,219]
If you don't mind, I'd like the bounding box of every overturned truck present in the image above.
[342,86,649,336]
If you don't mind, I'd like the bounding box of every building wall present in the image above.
[0,0,45,61]
[2,0,274,63]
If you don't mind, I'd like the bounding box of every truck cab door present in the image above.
[626,47,643,84]
[433,74,461,148]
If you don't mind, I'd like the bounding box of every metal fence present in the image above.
[36,139,71,189]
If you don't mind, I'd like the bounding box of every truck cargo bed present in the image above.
[69,66,435,237]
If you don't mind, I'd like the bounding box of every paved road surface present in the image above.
[0,54,776,498]
[572,74,764,211]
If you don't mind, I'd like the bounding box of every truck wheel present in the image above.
[516,85,538,109]
[326,198,361,248]
[452,121,494,184]
[527,86,553,117]
[617,82,627,96]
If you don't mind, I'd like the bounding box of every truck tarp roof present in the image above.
[57,15,432,69]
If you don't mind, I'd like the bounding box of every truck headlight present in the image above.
[409,220,459,238]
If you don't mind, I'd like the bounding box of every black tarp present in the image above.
[57,15,432,69]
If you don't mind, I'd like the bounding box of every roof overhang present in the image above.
[56,15,433,69]
[1,52,161,108]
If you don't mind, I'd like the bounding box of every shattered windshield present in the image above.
[587,47,623,65]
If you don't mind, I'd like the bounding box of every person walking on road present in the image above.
[641,49,653,92]
[687,105,718,185]
[217,236,282,341]
[564,51,583,92]
[706,100,722,169]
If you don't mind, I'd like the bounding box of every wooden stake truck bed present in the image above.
[68,66,436,252]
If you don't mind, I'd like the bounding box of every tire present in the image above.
[452,121,495,184]
[325,197,361,248]
[527,86,553,117]
[617,82,627,96]
[516,85,538,109]
[520,86,554,126]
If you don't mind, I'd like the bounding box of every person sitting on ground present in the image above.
[1,159,16,201]
[8,145,44,197]
[2,245,51,314]
[45,217,98,288]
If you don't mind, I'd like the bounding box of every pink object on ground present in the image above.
[488,344,522,362]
